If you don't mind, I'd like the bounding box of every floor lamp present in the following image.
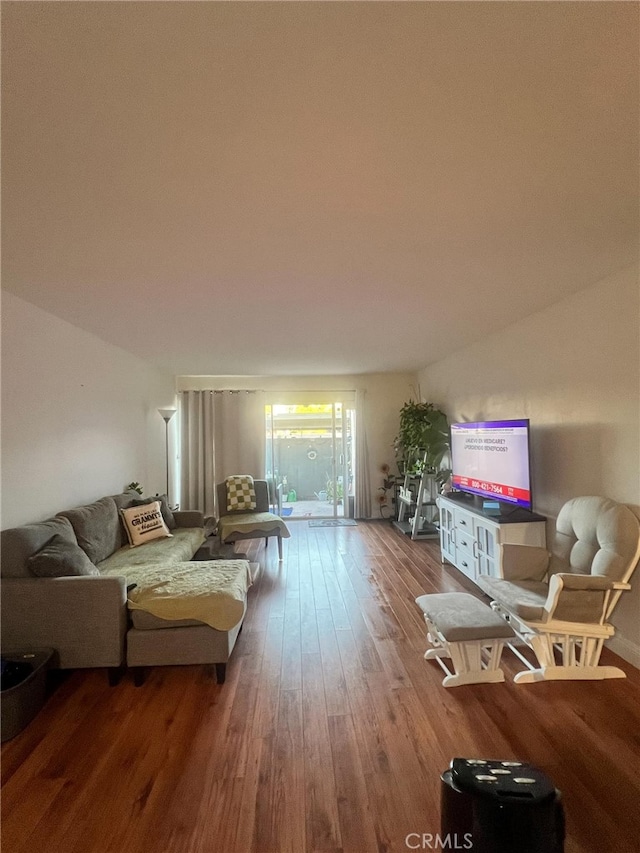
[158,408,177,499]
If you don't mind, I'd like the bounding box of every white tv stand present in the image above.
[437,493,546,583]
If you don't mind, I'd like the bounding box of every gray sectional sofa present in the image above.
[1,491,251,684]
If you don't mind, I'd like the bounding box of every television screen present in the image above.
[450,419,532,510]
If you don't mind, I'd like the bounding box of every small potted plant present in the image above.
[377,463,395,518]
[126,482,144,495]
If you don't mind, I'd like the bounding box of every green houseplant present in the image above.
[394,400,451,481]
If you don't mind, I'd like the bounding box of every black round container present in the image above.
[440,758,565,853]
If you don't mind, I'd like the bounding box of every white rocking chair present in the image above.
[476,496,640,683]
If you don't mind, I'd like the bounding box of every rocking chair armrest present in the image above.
[544,573,616,623]
[499,544,550,581]
[550,573,617,592]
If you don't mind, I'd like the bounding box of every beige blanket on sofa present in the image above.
[124,559,253,631]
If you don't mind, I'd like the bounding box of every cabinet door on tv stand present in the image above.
[438,501,456,564]
[475,520,498,578]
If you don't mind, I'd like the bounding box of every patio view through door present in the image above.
[265,401,354,519]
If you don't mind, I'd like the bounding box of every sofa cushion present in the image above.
[126,559,253,631]
[58,497,121,564]
[120,501,172,548]
[132,494,176,530]
[415,592,514,642]
[27,534,100,577]
[98,527,205,575]
[476,576,549,622]
[1,516,78,578]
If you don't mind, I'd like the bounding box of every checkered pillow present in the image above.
[226,475,257,512]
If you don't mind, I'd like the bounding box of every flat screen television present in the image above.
[450,419,533,510]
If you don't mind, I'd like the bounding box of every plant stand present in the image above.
[392,469,440,540]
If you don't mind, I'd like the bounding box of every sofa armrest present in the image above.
[499,544,550,582]
[1,575,127,669]
[173,510,204,528]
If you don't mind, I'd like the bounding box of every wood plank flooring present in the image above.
[3,520,640,853]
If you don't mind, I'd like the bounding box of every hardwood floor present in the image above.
[3,520,640,853]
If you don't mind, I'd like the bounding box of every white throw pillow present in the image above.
[120,501,172,548]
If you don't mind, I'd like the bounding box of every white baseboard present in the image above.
[607,634,640,670]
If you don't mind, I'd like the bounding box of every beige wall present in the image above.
[1,292,177,529]
[417,264,640,665]
[177,372,418,513]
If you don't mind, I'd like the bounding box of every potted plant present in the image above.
[394,400,451,482]
[377,463,396,517]
[325,476,344,504]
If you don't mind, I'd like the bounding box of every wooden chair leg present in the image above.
[215,663,226,684]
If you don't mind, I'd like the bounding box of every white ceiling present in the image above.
[2,2,638,377]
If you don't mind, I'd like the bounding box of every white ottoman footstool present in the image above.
[415,592,515,687]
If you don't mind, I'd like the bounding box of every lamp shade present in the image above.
[158,408,177,423]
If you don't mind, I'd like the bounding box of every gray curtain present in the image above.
[354,389,372,518]
[179,390,265,517]
[179,391,216,517]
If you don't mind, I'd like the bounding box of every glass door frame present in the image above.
[264,395,355,520]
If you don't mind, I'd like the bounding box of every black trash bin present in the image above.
[441,757,565,853]
[1,648,55,742]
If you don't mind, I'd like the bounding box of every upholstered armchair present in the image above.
[216,478,290,560]
[476,496,640,683]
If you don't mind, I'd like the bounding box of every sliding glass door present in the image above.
[265,400,354,519]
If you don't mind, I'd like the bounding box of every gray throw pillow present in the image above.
[132,495,176,530]
[27,534,100,578]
